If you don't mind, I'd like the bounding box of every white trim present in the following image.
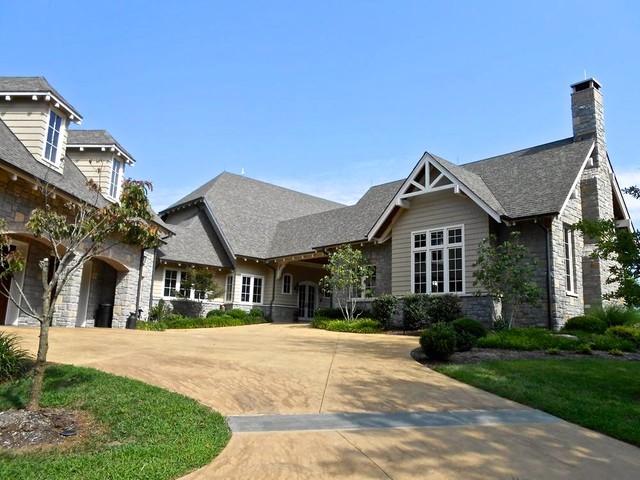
[0,91,82,122]
[42,108,66,168]
[67,144,135,165]
[240,274,264,304]
[564,227,577,295]
[368,152,501,241]
[410,224,465,295]
[76,260,93,327]
[225,274,234,302]
[558,142,595,217]
[108,157,124,200]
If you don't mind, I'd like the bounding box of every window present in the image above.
[282,274,292,295]
[164,269,208,299]
[109,158,123,199]
[163,270,178,297]
[225,275,234,302]
[564,227,577,294]
[240,275,263,304]
[44,110,63,164]
[412,226,464,294]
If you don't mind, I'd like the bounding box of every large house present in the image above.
[0,77,167,328]
[155,78,632,328]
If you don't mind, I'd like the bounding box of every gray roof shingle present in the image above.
[158,209,233,268]
[0,76,82,119]
[462,138,593,219]
[67,130,135,162]
[163,172,345,258]
[268,180,403,257]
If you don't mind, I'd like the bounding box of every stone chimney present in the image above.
[573,78,616,309]
[571,78,605,166]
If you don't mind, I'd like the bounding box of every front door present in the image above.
[297,283,316,321]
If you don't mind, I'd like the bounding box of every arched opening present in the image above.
[76,256,128,328]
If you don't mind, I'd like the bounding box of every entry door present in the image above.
[297,283,316,320]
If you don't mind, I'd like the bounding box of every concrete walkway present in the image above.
[3,323,639,479]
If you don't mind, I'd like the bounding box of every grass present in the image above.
[434,359,640,447]
[477,328,636,352]
[0,365,231,479]
[311,316,382,333]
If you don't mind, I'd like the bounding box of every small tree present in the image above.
[321,245,373,322]
[178,266,225,316]
[577,185,640,307]
[0,179,160,411]
[473,232,542,328]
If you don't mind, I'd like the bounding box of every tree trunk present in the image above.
[26,317,50,411]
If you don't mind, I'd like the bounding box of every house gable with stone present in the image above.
[0,77,166,328]
[156,78,632,328]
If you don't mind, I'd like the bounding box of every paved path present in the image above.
[3,323,639,479]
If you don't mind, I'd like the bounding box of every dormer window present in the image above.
[109,158,123,199]
[44,110,63,164]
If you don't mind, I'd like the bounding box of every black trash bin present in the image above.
[96,304,113,328]
[126,311,137,330]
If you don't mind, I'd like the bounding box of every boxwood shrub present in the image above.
[371,294,398,330]
[419,322,457,360]
[563,315,608,334]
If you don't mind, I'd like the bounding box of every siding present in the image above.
[391,190,490,295]
[66,149,122,197]
[271,262,329,309]
[0,102,69,164]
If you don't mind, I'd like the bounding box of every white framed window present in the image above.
[163,269,179,297]
[240,275,263,304]
[412,225,464,294]
[44,110,64,165]
[564,227,577,294]
[282,273,292,295]
[225,275,234,302]
[163,269,208,300]
[109,158,123,199]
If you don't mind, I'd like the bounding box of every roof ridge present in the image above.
[462,137,575,166]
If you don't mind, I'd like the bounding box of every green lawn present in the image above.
[434,359,640,447]
[0,365,231,480]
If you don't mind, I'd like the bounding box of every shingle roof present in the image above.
[158,209,233,268]
[462,138,593,218]
[162,172,345,258]
[269,180,403,257]
[0,76,82,119]
[67,130,135,162]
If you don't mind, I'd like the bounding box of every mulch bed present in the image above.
[411,347,640,368]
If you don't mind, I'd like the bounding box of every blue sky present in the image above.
[2,0,639,222]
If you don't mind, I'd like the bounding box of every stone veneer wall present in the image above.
[1,170,145,328]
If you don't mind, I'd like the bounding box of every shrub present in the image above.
[402,294,431,330]
[455,331,477,352]
[574,333,636,352]
[546,347,560,355]
[371,294,398,330]
[491,315,509,332]
[609,348,624,356]
[576,343,593,355]
[314,308,344,319]
[452,317,487,339]
[429,294,462,324]
[136,321,167,331]
[419,323,457,360]
[227,308,248,319]
[149,299,172,322]
[588,304,640,327]
[206,309,226,317]
[311,317,381,334]
[0,332,33,381]
[478,328,579,351]
[606,325,640,346]
[563,315,608,334]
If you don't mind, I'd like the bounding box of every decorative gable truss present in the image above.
[369,152,502,242]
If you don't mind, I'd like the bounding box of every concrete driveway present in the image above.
[3,323,639,479]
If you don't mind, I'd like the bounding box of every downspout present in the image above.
[536,219,553,330]
[135,248,146,319]
[266,262,276,321]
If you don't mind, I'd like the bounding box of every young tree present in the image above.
[178,266,225,316]
[473,232,542,328]
[0,179,160,411]
[577,185,640,307]
[320,245,373,321]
